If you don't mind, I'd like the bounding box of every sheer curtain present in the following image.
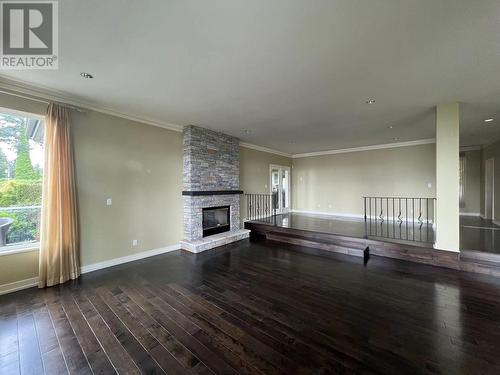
[38,103,80,288]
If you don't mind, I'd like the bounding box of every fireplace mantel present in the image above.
[182,190,243,196]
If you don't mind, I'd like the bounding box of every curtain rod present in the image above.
[0,88,86,112]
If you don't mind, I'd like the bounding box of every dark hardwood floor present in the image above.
[2,239,500,374]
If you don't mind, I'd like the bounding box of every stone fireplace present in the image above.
[180,125,250,253]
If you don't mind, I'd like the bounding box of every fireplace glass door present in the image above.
[202,206,230,237]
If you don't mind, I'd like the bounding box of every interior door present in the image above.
[270,165,290,214]
[485,158,494,220]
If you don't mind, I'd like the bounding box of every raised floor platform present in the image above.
[245,213,458,269]
[245,213,500,277]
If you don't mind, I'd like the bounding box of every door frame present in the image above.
[269,164,291,214]
[485,158,495,220]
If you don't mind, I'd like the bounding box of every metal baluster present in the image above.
[392,198,395,239]
[406,198,408,240]
[412,198,415,241]
[369,197,372,235]
[386,198,389,236]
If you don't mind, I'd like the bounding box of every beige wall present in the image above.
[73,110,183,265]
[0,250,39,285]
[239,146,292,220]
[0,93,293,287]
[240,146,292,194]
[0,93,183,286]
[292,144,436,216]
[460,150,481,215]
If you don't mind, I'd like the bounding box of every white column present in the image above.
[435,103,460,251]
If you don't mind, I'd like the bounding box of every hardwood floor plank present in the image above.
[110,286,206,372]
[33,306,68,375]
[119,284,238,375]
[147,283,276,374]
[82,290,165,375]
[60,293,116,375]
[17,312,44,375]
[44,292,93,375]
[95,286,187,375]
[3,239,500,374]
[72,293,141,375]
[0,304,20,375]
[177,283,347,373]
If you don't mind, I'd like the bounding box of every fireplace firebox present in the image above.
[202,206,230,237]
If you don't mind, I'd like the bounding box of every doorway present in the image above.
[485,158,494,220]
[270,164,290,214]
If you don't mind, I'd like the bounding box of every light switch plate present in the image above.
[106,198,112,206]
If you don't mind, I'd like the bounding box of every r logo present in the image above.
[2,2,53,54]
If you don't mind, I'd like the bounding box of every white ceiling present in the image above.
[1,0,500,153]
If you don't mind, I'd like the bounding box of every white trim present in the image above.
[0,105,45,121]
[459,212,481,217]
[0,76,184,132]
[0,245,39,256]
[0,277,38,295]
[239,142,291,158]
[0,243,181,295]
[291,209,435,223]
[460,145,482,152]
[0,76,442,159]
[292,139,436,158]
[292,209,364,219]
[80,243,181,274]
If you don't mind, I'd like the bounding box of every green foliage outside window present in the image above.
[0,113,44,246]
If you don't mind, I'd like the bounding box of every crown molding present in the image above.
[0,75,183,132]
[0,76,440,159]
[239,142,292,157]
[459,145,482,152]
[292,138,436,158]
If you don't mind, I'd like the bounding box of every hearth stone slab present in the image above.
[180,229,250,253]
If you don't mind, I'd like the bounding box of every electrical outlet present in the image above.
[328,204,332,209]
[106,198,112,206]
[132,239,138,247]
[427,182,432,188]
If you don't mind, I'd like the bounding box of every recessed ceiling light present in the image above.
[484,118,494,123]
[80,72,93,79]
[366,99,375,104]
[387,125,393,129]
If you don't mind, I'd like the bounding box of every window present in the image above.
[459,153,466,209]
[0,109,44,252]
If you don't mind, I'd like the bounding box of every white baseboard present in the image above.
[0,243,181,296]
[291,209,434,223]
[0,276,38,296]
[292,209,364,219]
[460,212,481,217]
[80,243,181,274]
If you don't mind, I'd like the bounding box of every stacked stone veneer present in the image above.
[182,125,242,242]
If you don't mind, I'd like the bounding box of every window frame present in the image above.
[0,106,44,255]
